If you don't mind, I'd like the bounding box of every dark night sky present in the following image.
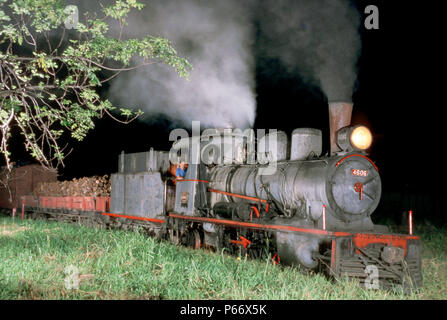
[7,1,443,219]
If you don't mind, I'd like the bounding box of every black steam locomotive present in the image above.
[24,119,423,291]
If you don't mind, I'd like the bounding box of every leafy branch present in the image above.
[0,0,191,170]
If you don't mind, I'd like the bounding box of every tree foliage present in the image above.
[0,0,191,170]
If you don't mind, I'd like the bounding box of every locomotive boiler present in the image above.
[22,102,423,291]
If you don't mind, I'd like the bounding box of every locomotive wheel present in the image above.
[186,229,202,250]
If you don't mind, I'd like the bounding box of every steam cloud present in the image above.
[75,0,361,126]
[257,0,362,102]
[106,0,256,129]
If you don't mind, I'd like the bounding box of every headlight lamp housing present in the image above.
[337,125,373,152]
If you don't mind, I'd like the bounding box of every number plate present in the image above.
[352,169,368,177]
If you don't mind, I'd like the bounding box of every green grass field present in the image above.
[0,215,446,300]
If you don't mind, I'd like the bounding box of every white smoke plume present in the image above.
[73,0,361,127]
[103,0,256,129]
[257,0,362,102]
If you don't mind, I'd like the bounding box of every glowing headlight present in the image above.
[350,126,372,150]
[337,125,373,152]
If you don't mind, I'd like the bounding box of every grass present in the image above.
[0,215,446,300]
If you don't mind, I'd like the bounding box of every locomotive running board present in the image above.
[101,211,420,243]
[168,212,351,237]
[168,213,420,240]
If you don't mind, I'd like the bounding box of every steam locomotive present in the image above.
[23,114,423,291]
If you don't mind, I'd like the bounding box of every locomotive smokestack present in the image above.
[328,102,353,155]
